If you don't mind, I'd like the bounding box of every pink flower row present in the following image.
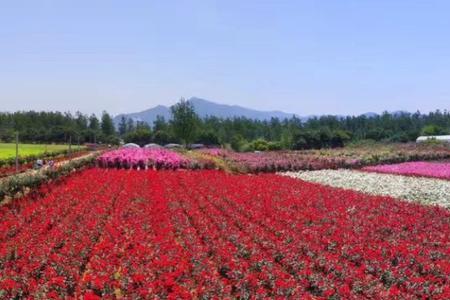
[363,161,450,180]
[97,148,189,169]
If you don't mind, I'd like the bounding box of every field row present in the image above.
[284,169,450,208]
[95,143,450,174]
[363,161,450,180]
[0,169,448,299]
[0,143,73,159]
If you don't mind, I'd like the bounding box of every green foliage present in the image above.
[170,98,200,145]
[230,134,246,151]
[102,135,121,145]
[100,111,115,137]
[291,128,351,150]
[118,116,128,136]
[152,130,173,145]
[0,155,97,200]
[196,130,220,146]
[421,124,448,136]
[2,107,450,151]
[242,138,282,152]
[0,144,86,166]
[124,128,153,146]
[153,115,168,132]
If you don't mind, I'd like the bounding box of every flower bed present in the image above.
[223,151,355,172]
[196,143,450,173]
[303,143,450,166]
[283,169,450,208]
[97,148,190,169]
[0,146,87,168]
[0,150,91,178]
[0,169,448,298]
[0,153,99,201]
[362,161,450,180]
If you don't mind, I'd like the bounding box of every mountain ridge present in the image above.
[114,97,299,125]
[113,97,406,126]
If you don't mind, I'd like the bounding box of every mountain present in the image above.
[113,96,408,126]
[114,97,298,126]
[115,105,172,126]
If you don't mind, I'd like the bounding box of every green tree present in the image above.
[153,115,168,132]
[88,114,100,131]
[118,116,128,136]
[153,130,172,145]
[126,118,135,133]
[196,130,220,145]
[230,134,246,151]
[170,98,199,146]
[124,128,152,146]
[101,111,115,137]
[421,124,448,136]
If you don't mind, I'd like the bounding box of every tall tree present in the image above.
[153,115,168,132]
[88,114,100,131]
[101,111,115,136]
[170,98,199,146]
[118,116,128,136]
[126,118,135,133]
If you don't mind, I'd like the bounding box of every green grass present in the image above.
[0,143,82,159]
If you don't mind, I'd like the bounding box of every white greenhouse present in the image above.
[416,135,450,143]
[144,143,162,149]
[122,143,141,148]
[164,143,182,149]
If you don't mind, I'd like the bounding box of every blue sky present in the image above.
[1,0,449,116]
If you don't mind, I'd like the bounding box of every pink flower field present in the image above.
[97,148,189,169]
[363,161,450,180]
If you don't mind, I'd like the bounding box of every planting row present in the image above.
[284,169,450,208]
[363,161,450,180]
[198,143,450,173]
[0,153,99,201]
[95,143,450,173]
[303,143,450,165]
[0,150,91,178]
[0,169,448,298]
[0,146,86,168]
[97,148,215,170]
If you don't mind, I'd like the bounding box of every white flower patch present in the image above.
[282,169,450,208]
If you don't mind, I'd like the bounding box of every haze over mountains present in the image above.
[114,97,299,125]
[113,97,401,126]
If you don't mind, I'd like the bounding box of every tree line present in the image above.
[0,111,117,144]
[1,100,449,151]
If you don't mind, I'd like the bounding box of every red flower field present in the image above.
[0,169,449,299]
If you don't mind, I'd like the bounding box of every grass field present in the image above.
[0,143,80,159]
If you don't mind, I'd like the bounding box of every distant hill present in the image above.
[113,96,408,126]
[114,97,298,126]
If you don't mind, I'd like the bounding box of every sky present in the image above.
[1,0,449,117]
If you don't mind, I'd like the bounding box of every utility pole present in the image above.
[15,132,19,173]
